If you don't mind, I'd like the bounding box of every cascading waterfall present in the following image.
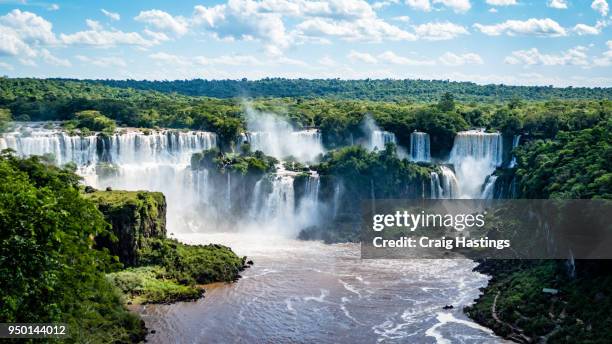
[410,131,431,162]
[448,130,503,198]
[509,134,521,168]
[481,175,498,199]
[369,130,396,151]
[0,123,98,166]
[1,123,218,232]
[430,166,459,199]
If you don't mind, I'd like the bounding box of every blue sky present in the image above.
[0,0,610,86]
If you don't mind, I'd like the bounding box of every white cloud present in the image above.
[393,16,411,22]
[489,8,498,13]
[591,0,609,16]
[101,9,120,21]
[547,0,568,9]
[86,19,102,31]
[573,21,605,35]
[76,55,127,67]
[474,18,567,37]
[378,50,434,65]
[504,46,589,66]
[372,0,399,9]
[0,9,57,44]
[0,26,36,56]
[39,48,70,67]
[296,17,416,42]
[405,0,432,11]
[439,52,483,65]
[593,40,612,66]
[135,9,189,36]
[60,29,157,48]
[347,50,377,63]
[486,0,516,6]
[413,22,469,40]
[405,0,471,13]
[48,4,59,11]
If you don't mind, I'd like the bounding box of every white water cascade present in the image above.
[448,130,503,198]
[430,166,459,199]
[369,130,396,151]
[1,123,218,231]
[410,131,431,162]
[509,134,521,168]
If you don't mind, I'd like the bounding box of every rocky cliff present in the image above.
[85,190,166,266]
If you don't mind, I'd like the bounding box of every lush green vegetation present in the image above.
[465,260,612,344]
[514,119,611,199]
[0,151,145,343]
[73,78,612,102]
[191,147,278,175]
[108,238,245,305]
[0,152,247,341]
[2,78,610,152]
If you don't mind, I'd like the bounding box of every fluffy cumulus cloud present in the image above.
[474,18,567,37]
[548,0,568,9]
[573,21,605,35]
[134,10,189,36]
[504,46,589,66]
[191,0,421,54]
[439,52,483,65]
[101,9,120,21]
[413,21,469,40]
[405,0,471,13]
[591,0,609,16]
[486,0,517,6]
[0,9,57,45]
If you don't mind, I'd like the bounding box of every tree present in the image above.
[437,92,456,112]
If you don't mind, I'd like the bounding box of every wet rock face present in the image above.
[86,190,167,266]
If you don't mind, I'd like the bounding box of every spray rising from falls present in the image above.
[448,130,503,199]
[410,131,431,163]
[3,122,332,237]
[242,106,324,163]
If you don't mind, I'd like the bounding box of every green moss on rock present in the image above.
[85,190,167,266]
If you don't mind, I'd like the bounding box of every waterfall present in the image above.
[410,132,431,162]
[241,129,324,162]
[369,130,396,151]
[448,130,503,198]
[509,134,521,168]
[2,123,218,232]
[481,175,498,199]
[430,172,443,199]
[0,123,98,166]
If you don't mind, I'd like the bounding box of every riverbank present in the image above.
[465,260,612,343]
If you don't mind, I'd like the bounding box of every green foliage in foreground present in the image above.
[107,266,203,304]
[0,151,145,343]
[138,238,245,286]
[465,260,612,344]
